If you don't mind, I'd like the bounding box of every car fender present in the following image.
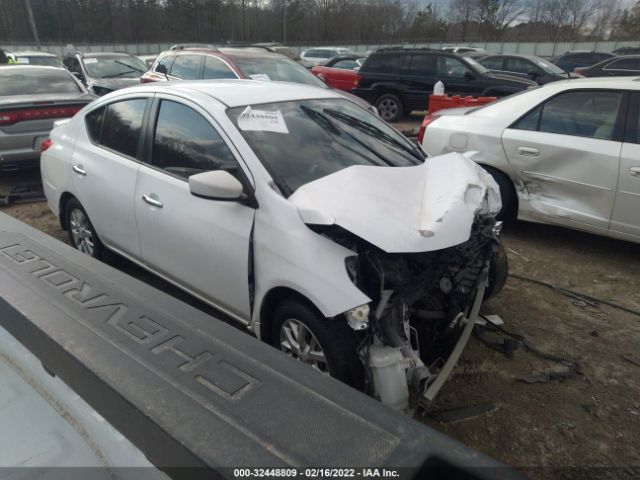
[250,190,371,335]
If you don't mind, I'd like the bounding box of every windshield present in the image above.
[229,98,424,196]
[0,68,82,95]
[17,56,63,67]
[233,57,327,88]
[83,55,147,78]
[533,57,566,75]
[464,56,489,74]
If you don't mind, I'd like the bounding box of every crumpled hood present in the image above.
[289,152,501,253]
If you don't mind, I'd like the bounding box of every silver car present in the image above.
[0,66,95,171]
[420,77,640,243]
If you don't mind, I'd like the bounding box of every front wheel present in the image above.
[272,298,364,390]
[375,93,403,122]
[484,243,509,301]
[65,198,105,259]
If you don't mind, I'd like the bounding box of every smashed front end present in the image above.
[341,214,503,410]
[290,152,505,411]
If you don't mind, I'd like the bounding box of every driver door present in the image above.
[134,96,256,322]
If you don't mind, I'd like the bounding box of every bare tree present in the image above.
[476,0,524,40]
[448,0,477,41]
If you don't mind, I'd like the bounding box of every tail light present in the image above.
[353,74,362,88]
[40,139,54,152]
[0,105,83,126]
[417,114,439,145]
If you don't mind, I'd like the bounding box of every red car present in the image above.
[311,54,365,92]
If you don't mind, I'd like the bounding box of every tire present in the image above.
[64,198,105,260]
[481,165,517,223]
[272,298,364,390]
[484,243,509,301]
[375,93,403,122]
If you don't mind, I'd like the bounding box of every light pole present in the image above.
[24,0,41,49]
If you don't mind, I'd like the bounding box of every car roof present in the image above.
[0,65,68,72]
[541,76,640,89]
[168,47,282,60]
[134,79,341,107]
[11,50,58,57]
[82,52,135,58]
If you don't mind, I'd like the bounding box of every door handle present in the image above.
[142,194,163,208]
[630,167,640,178]
[72,164,86,175]
[517,147,540,157]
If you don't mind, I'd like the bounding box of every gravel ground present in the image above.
[3,200,638,479]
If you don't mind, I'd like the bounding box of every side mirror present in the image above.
[156,63,168,75]
[189,170,244,201]
[463,70,475,80]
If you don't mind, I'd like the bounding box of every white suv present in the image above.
[41,80,507,410]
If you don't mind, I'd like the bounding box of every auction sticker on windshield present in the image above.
[237,106,289,134]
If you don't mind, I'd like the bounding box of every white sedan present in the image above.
[420,77,640,243]
[41,80,507,410]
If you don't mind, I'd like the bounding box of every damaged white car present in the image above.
[41,80,508,410]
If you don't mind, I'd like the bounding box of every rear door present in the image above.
[435,55,484,96]
[611,92,640,238]
[71,95,150,257]
[134,96,255,321]
[501,89,625,231]
[324,59,359,91]
[399,53,436,111]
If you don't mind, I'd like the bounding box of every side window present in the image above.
[404,54,436,76]
[170,55,202,79]
[362,54,403,74]
[151,100,241,180]
[100,99,147,157]
[437,56,468,77]
[332,59,357,70]
[85,106,106,142]
[506,57,534,74]
[155,54,175,73]
[203,57,237,79]
[512,106,541,131]
[605,58,640,71]
[624,92,640,144]
[481,57,504,70]
[539,91,623,140]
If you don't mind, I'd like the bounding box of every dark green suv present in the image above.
[353,48,536,122]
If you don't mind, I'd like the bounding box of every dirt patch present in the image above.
[2,201,639,478]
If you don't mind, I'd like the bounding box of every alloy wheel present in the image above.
[279,318,329,373]
[69,208,95,256]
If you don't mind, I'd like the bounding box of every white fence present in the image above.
[3,40,640,57]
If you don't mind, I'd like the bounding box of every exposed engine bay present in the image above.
[318,214,504,411]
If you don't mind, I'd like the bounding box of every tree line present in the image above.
[1,0,640,45]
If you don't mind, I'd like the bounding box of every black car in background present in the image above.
[352,48,536,122]
[480,54,570,84]
[574,55,640,77]
[551,51,614,73]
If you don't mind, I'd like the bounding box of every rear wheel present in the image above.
[65,198,105,259]
[272,298,364,390]
[375,93,403,122]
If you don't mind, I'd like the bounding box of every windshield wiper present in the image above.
[102,69,137,78]
[115,60,145,73]
[323,108,424,162]
[300,105,403,167]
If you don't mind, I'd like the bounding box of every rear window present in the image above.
[362,54,403,74]
[233,57,326,88]
[0,68,82,95]
[305,50,332,58]
[17,56,63,67]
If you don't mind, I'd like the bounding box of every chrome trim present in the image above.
[72,164,87,175]
[142,194,163,208]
